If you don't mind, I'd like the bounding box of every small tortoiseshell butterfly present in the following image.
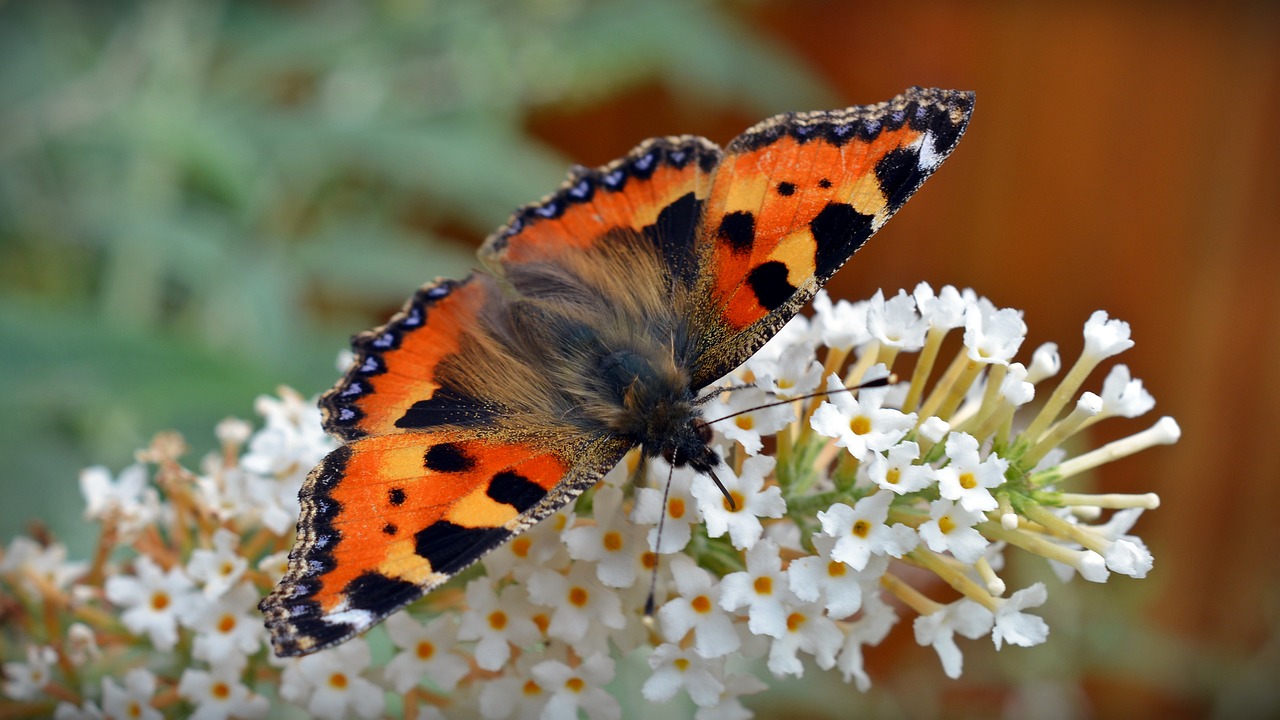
[261,87,975,656]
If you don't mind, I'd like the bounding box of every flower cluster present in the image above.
[0,283,1176,719]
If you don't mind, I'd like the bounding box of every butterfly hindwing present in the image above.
[690,87,975,387]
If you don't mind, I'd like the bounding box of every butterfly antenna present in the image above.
[707,466,736,511]
[644,460,677,617]
[703,374,894,427]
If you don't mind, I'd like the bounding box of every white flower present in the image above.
[1082,310,1134,360]
[53,700,104,720]
[0,537,86,594]
[817,492,918,571]
[787,535,887,619]
[477,655,550,720]
[718,539,795,638]
[631,463,698,554]
[1096,364,1155,419]
[642,644,725,707]
[65,623,101,667]
[810,372,917,461]
[458,578,543,671]
[693,672,767,720]
[483,508,572,581]
[2,645,56,700]
[933,432,1008,513]
[1104,536,1154,578]
[240,388,335,484]
[1026,342,1061,383]
[866,441,932,495]
[992,583,1050,649]
[187,582,265,667]
[657,556,740,659]
[563,486,643,589]
[105,555,199,651]
[765,601,841,677]
[178,663,269,720]
[914,283,968,330]
[383,613,469,693]
[703,387,795,456]
[690,454,785,551]
[279,639,384,720]
[526,564,625,646]
[835,593,898,690]
[752,341,824,399]
[101,669,161,720]
[78,463,159,537]
[913,598,994,679]
[866,289,927,350]
[186,528,248,599]
[811,290,871,350]
[918,498,989,564]
[963,299,1026,364]
[1000,362,1035,406]
[532,654,620,720]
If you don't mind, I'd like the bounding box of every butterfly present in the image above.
[260,86,974,656]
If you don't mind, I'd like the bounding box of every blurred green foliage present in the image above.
[0,0,830,548]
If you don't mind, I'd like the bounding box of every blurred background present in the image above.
[1,0,1277,717]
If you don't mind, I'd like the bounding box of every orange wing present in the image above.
[690,87,974,387]
[261,431,626,656]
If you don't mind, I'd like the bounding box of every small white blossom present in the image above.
[866,441,932,495]
[78,463,159,537]
[658,556,740,659]
[765,601,841,677]
[690,454,785,550]
[835,593,898,690]
[105,555,199,651]
[811,290,871,350]
[914,283,968,330]
[186,528,248,599]
[703,387,795,456]
[526,564,625,646]
[788,535,886,619]
[913,598,994,679]
[866,289,928,350]
[718,539,796,638]
[1096,364,1155,419]
[0,537,86,593]
[992,583,1050,650]
[240,389,335,484]
[178,663,270,720]
[532,654,620,720]
[187,582,265,667]
[458,577,543,671]
[918,498,989,564]
[752,341,824,399]
[2,645,57,700]
[1082,310,1134,360]
[934,432,1008,513]
[279,639,384,720]
[817,492,918,571]
[1026,342,1061,383]
[383,613,469,693]
[963,299,1026,364]
[810,372,917,461]
[483,508,573,581]
[642,644,725,707]
[632,463,698,554]
[101,669,161,720]
[563,486,643,588]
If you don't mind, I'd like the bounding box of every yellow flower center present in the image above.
[959,472,977,490]
[885,468,901,485]
[150,592,170,612]
[735,416,755,431]
[722,491,745,512]
[786,612,805,632]
[568,586,589,607]
[416,640,435,660]
[328,672,347,689]
[211,682,230,700]
[938,515,956,534]
[691,595,712,613]
[673,658,690,672]
[565,677,585,693]
[753,576,773,595]
[603,531,623,552]
[523,679,542,696]
[512,537,532,558]
[217,614,236,634]
[850,415,872,435]
[488,610,508,631]
[827,560,846,577]
[668,498,686,520]
[852,520,871,538]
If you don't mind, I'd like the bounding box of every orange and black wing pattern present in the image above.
[689,87,974,387]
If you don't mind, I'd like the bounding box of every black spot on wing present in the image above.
[415,521,509,575]
[643,191,702,287]
[343,571,421,614]
[810,202,875,280]
[716,211,755,254]
[395,387,497,429]
[383,523,398,536]
[486,471,548,513]
[424,443,476,473]
[746,261,796,312]
[776,181,796,196]
[388,488,406,506]
[875,146,924,213]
